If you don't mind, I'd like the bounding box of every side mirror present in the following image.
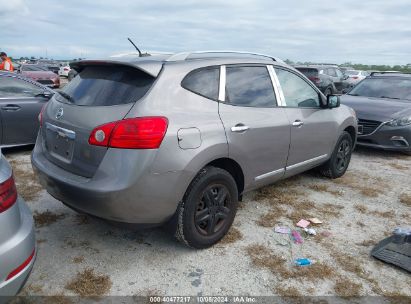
[327,95,341,108]
[38,91,54,99]
[343,75,349,80]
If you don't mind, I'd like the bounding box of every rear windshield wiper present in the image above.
[56,91,75,103]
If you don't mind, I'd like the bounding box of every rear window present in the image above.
[58,65,155,106]
[295,68,318,78]
[181,67,220,100]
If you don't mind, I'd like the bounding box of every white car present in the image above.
[344,70,369,86]
[58,64,71,77]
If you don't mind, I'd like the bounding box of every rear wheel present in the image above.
[170,166,238,249]
[320,131,353,178]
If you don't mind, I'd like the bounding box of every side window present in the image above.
[328,68,337,77]
[225,66,276,107]
[0,77,43,98]
[335,69,343,78]
[181,67,219,100]
[275,68,321,108]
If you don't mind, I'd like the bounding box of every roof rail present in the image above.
[166,51,283,63]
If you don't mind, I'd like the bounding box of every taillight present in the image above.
[309,76,320,84]
[0,176,18,213]
[89,117,168,149]
[64,68,69,71]
[352,76,359,79]
[6,249,35,281]
[38,102,48,126]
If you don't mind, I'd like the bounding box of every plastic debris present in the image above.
[294,258,313,266]
[291,230,303,244]
[309,217,323,224]
[303,227,317,235]
[296,219,310,228]
[274,226,291,234]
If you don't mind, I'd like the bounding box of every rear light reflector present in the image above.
[6,249,35,281]
[89,117,168,149]
[38,102,48,126]
[0,176,18,213]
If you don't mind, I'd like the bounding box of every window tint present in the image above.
[275,68,320,108]
[225,66,276,107]
[59,65,155,106]
[0,76,43,97]
[181,67,219,100]
[327,68,337,77]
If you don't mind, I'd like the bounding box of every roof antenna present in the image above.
[127,37,149,57]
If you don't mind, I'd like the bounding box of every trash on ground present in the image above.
[294,258,313,266]
[274,226,291,234]
[371,227,411,273]
[303,227,317,236]
[296,219,310,228]
[291,230,303,244]
[309,217,323,224]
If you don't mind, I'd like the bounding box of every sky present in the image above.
[1,0,411,65]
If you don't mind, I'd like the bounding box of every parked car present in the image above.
[344,70,369,86]
[295,65,349,96]
[36,59,60,75]
[31,51,357,249]
[341,72,411,155]
[0,71,54,147]
[19,64,60,88]
[67,68,78,81]
[0,149,36,297]
[58,63,71,77]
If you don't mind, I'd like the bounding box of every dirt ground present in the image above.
[4,145,411,299]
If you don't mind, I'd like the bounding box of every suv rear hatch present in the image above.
[296,67,321,85]
[41,61,160,178]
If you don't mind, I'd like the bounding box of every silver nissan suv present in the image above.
[31,51,357,249]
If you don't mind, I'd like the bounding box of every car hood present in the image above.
[22,71,57,79]
[340,95,411,122]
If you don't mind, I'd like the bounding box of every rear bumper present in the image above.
[0,198,36,297]
[31,139,191,224]
[357,124,411,152]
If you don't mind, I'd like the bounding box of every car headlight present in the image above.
[386,116,411,127]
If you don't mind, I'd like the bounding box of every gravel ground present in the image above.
[4,146,411,299]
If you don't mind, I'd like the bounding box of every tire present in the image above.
[320,131,353,179]
[324,87,332,96]
[170,166,238,249]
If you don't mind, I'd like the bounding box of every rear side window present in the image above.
[181,67,219,100]
[59,65,155,106]
[225,66,276,107]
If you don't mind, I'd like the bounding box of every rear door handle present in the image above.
[1,104,21,111]
[292,120,304,127]
[231,124,250,133]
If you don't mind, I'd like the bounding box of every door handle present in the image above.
[292,120,304,127]
[1,104,21,111]
[231,124,250,133]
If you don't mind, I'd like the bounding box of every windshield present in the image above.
[348,78,411,101]
[22,65,48,71]
[57,65,155,106]
[345,70,360,76]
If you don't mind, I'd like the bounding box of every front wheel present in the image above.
[170,166,238,249]
[320,131,353,178]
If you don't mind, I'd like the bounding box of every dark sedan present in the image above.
[341,72,411,155]
[0,72,54,147]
